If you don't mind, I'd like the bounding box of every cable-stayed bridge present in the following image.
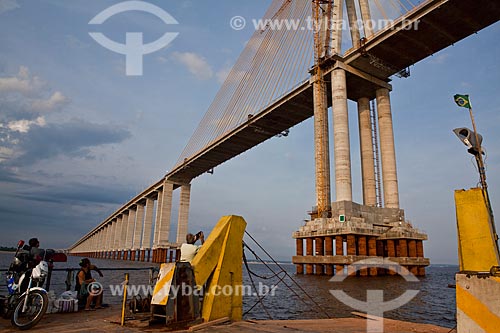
[68,0,500,270]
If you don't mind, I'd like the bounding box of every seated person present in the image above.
[75,258,103,310]
[179,231,205,263]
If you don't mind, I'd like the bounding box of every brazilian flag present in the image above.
[454,94,471,109]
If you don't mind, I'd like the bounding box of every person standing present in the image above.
[179,232,205,263]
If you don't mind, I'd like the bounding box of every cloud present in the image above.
[31,91,68,111]
[216,67,232,84]
[171,52,214,80]
[0,66,44,96]
[0,0,19,15]
[6,120,131,166]
[14,182,135,205]
[5,116,46,133]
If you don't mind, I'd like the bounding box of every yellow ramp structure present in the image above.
[455,188,499,271]
[191,215,247,322]
[455,188,500,332]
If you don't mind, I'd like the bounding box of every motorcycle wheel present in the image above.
[11,290,48,330]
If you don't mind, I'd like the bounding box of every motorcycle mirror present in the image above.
[17,240,25,248]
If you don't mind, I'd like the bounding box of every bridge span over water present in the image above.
[69,0,500,270]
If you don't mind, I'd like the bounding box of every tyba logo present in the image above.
[89,1,179,76]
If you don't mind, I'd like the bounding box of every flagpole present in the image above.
[468,106,500,257]
[468,107,487,189]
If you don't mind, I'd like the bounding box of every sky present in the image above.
[0,0,499,264]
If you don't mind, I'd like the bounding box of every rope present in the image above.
[244,231,331,319]
[242,248,273,319]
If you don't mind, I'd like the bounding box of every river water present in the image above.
[0,252,456,328]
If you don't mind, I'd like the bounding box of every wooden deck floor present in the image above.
[0,306,454,333]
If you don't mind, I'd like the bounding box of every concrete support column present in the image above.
[417,240,425,276]
[324,236,334,275]
[416,240,424,257]
[335,236,344,275]
[152,190,163,247]
[345,0,361,48]
[387,240,397,275]
[120,211,129,257]
[176,184,191,244]
[358,236,368,276]
[408,239,418,276]
[399,239,409,275]
[408,240,417,257]
[399,239,408,257]
[103,225,109,254]
[315,237,324,275]
[113,217,122,252]
[133,203,144,251]
[142,197,155,250]
[332,69,352,202]
[313,78,332,217]
[296,239,304,274]
[376,88,400,209]
[125,208,136,252]
[306,238,314,275]
[358,97,377,206]
[359,0,374,38]
[368,237,378,276]
[157,181,175,247]
[347,235,356,276]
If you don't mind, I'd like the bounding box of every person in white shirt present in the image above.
[179,231,205,263]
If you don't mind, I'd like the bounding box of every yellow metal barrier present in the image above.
[456,273,500,332]
[455,188,499,271]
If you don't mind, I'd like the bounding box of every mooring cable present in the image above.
[244,231,332,319]
[242,248,273,319]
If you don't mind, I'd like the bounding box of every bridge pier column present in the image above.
[154,181,174,248]
[325,236,334,276]
[312,75,331,217]
[358,97,377,207]
[305,238,313,275]
[358,236,368,276]
[368,237,378,276]
[176,184,191,244]
[332,68,352,202]
[417,240,426,276]
[347,235,356,276]
[335,236,344,276]
[120,211,129,259]
[315,237,324,275]
[296,239,304,274]
[376,88,399,209]
[125,207,136,255]
[387,240,397,275]
[113,217,122,257]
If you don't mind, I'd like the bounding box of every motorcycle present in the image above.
[1,240,49,330]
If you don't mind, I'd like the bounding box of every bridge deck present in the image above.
[166,0,500,184]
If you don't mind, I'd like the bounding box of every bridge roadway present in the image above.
[166,0,500,184]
